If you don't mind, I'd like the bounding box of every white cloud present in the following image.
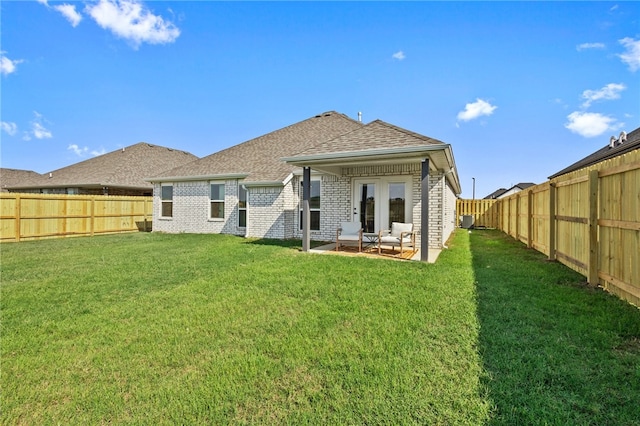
[25,112,53,140]
[392,51,405,61]
[68,144,89,156]
[1,53,24,76]
[54,4,83,27]
[565,111,622,138]
[581,83,626,108]
[576,42,605,51]
[456,98,497,122]
[86,0,180,48]
[32,123,53,139]
[1,121,18,136]
[68,145,106,157]
[618,37,640,72]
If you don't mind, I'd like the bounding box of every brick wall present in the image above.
[246,185,287,239]
[152,180,245,236]
[152,165,453,249]
[442,178,458,246]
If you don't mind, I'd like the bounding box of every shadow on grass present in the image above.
[243,238,328,250]
[470,229,640,425]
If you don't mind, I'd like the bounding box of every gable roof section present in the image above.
[549,127,640,179]
[8,143,198,191]
[0,168,43,192]
[148,111,363,184]
[288,119,445,157]
[283,120,462,194]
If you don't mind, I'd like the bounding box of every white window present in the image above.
[300,179,320,231]
[161,184,173,218]
[238,184,247,228]
[210,182,225,220]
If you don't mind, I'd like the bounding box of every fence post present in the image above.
[588,170,599,286]
[515,195,521,241]
[548,183,556,260]
[14,194,21,242]
[527,190,533,248]
[90,196,95,236]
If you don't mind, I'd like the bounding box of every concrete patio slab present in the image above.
[309,243,442,263]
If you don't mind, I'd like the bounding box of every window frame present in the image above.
[299,178,321,231]
[209,181,225,220]
[238,183,247,228]
[160,184,173,219]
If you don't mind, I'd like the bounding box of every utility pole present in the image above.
[472,177,475,200]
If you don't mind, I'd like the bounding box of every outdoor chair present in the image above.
[335,221,363,252]
[377,222,416,255]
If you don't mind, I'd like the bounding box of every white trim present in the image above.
[146,173,248,183]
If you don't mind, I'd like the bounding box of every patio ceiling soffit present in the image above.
[282,145,454,175]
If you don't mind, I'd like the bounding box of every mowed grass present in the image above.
[2,231,487,424]
[1,230,639,424]
[471,230,640,425]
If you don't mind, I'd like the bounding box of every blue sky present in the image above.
[1,1,638,198]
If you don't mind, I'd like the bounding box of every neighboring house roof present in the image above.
[7,142,198,191]
[148,111,363,185]
[283,119,462,194]
[549,127,640,179]
[484,182,536,199]
[484,188,507,199]
[0,168,43,192]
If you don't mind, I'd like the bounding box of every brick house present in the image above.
[147,112,461,261]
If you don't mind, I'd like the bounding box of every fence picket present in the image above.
[0,193,153,242]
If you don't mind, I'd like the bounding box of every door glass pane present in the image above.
[309,181,321,209]
[360,183,376,233]
[388,183,406,227]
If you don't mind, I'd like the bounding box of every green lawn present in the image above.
[1,230,639,425]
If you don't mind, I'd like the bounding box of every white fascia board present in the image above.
[241,180,285,187]
[145,173,249,183]
[282,145,450,164]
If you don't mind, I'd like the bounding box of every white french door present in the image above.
[353,180,379,233]
[352,177,412,233]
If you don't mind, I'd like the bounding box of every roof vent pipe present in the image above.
[358,111,362,122]
[49,172,53,178]
[619,131,627,143]
[610,136,617,148]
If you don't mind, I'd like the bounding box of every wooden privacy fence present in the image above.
[457,148,640,306]
[0,193,153,243]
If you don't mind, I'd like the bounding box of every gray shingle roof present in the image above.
[0,168,43,192]
[549,127,640,179]
[290,119,445,157]
[149,112,363,184]
[7,143,198,190]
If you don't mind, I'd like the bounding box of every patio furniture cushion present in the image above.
[377,222,416,255]
[336,221,363,252]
